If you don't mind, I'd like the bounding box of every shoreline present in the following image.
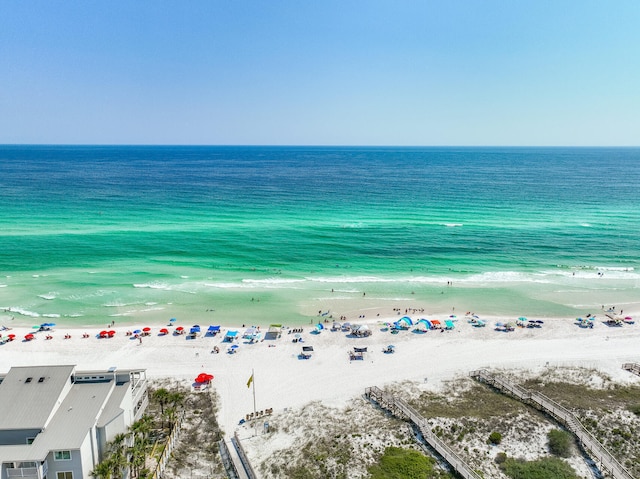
[1,309,638,435]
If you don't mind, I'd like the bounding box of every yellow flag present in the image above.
[247,373,253,389]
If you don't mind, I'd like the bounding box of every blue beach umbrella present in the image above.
[170,318,177,322]
[316,323,324,331]
[518,316,528,322]
[133,329,141,334]
[230,344,239,349]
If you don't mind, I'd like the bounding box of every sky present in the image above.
[1,1,639,146]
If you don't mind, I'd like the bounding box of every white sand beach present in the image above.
[1,310,638,439]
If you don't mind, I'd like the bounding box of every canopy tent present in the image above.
[265,324,282,340]
[224,330,239,342]
[207,325,221,335]
[351,324,372,337]
[414,319,432,331]
[444,320,455,330]
[394,316,413,329]
[243,327,258,338]
[430,320,442,328]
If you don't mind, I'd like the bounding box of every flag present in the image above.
[247,372,253,389]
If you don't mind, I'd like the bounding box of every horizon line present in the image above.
[2,143,640,148]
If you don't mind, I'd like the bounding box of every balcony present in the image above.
[5,460,47,479]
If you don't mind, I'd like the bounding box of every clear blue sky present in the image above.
[1,1,639,145]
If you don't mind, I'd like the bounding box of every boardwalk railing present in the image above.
[622,363,640,377]
[219,438,241,479]
[365,386,483,479]
[233,431,259,479]
[150,409,187,479]
[470,369,635,479]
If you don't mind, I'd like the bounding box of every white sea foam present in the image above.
[6,307,40,317]
[308,276,394,284]
[461,271,549,284]
[0,285,7,288]
[38,292,58,300]
[133,282,170,290]
[204,282,240,289]
[580,223,592,227]
[140,307,165,312]
[242,278,305,285]
[443,223,463,227]
[145,302,158,306]
[42,313,61,318]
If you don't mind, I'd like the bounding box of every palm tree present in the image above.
[108,433,129,478]
[91,460,113,479]
[153,388,170,428]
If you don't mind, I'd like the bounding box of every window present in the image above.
[57,472,73,479]
[54,451,71,461]
[26,437,35,444]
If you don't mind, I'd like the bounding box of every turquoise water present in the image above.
[1,146,639,326]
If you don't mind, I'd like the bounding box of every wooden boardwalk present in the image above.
[470,369,635,479]
[622,363,640,377]
[365,386,483,479]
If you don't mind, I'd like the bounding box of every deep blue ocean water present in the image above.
[1,145,639,326]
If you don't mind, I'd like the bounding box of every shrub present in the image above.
[488,431,502,445]
[501,457,579,479]
[495,452,507,464]
[547,429,572,457]
[368,446,440,479]
[629,404,640,416]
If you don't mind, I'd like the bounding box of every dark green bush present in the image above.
[368,446,442,479]
[495,452,507,464]
[488,431,502,445]
[547,429,572,457]
[501,457,579,479]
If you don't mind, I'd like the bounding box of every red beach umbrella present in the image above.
[142,327,151,332]
[195,373,214,383]
[25,333,35,341]
[107,330,116,337]
[175,326,184,331]
[159,328,169,335]
[100,330,108,337]
[7,334,16,340]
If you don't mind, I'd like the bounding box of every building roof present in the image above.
[0,366,145,465]
[0,365,75,430]
[1,381,116,463]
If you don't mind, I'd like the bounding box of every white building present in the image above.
[0,365,148,479]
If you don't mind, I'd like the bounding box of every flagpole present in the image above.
[252,368,257,436]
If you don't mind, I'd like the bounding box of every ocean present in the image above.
[1,145,639,327]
